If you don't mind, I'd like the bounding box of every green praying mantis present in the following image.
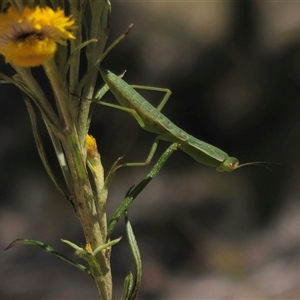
[95,68,258,172]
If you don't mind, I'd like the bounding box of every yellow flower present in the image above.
[0,6,76,67]
[86,134,98,157]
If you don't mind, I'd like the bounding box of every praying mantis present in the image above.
[95,68,250,172]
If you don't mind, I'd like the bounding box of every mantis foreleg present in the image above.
[97,101,146,128]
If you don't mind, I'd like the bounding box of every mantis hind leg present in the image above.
[130,85,172,112]
[93,83,172,113]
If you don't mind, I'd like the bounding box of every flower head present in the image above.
[0,6,76,67]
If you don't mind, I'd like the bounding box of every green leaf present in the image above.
[125,214,142,300]
[5,238,92,277]
[121,272,134,300]
[64,39,98,80]
[76,24,133,97]
[23,97,68,198]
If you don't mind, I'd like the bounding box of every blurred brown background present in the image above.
[2,1,300,299]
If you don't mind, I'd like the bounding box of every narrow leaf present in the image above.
[64,39,98,80]
[121,272,134,300]
[125,214,142,300]
[24,97,68,198]
[5,238,92,277]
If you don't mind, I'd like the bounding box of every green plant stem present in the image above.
[42,59,74,130]
[62,132,113,300]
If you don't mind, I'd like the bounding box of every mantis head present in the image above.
[217,157,277,172]
[217,157,239,172]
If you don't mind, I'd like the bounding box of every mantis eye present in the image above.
[217,157,239,172]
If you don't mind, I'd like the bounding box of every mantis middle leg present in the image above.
[117,135,164,169]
